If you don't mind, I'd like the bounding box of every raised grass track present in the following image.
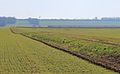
[0,28,118,74]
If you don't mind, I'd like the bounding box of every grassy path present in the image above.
[0,28,118,74]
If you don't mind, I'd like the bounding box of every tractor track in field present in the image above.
[81,38,120,47]
[10,28,120,73]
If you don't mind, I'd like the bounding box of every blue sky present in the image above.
[0,0,120,19]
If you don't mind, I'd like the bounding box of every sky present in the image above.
[0,0,120,19]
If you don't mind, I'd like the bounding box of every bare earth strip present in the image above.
[0,28,118,74]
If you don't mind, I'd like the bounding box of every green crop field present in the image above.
[0,27,118,74]
[13,20,120,27]
[12,27,120,73]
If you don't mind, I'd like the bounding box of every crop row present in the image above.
[12,27,120,73]
[0,28,117,74]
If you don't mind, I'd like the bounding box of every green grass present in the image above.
[15,20,30,27]
[12,27,120,73]
[0,27,118,74]
[15,28,120,56]
[10,20,120,27]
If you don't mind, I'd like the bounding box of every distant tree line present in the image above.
[27,18,39,27]
[0,17,40,27]
[0,17,16,26]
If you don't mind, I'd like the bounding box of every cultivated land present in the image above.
[12,27,120,73]
[0,28,117,74]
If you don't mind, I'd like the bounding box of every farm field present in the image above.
[12,27,120,73]
[10,20,120,27]
[0,27,118,74]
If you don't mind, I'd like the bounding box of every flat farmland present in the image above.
[0,27,118,74]
[12,27,120,73]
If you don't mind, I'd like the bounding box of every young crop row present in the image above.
[0,28,117,74]
[0,29,41,73]
[12,27,120,73]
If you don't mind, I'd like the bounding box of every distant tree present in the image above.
[0,17,6,26]
[6,17,16,25]
[0,17,16,26]
[27,18,39,27]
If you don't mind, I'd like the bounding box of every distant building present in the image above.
[40,25,48,27]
